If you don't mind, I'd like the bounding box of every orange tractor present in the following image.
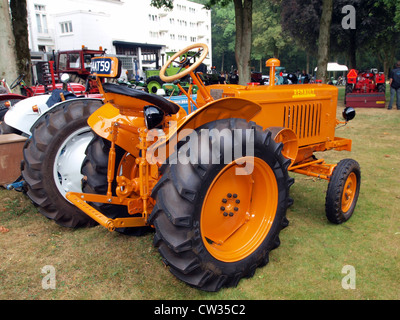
[25,44,361,291]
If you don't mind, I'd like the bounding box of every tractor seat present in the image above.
[102,82,180,115]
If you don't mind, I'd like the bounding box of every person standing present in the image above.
[229,70,239,84]
[388,61,400,110]
[300,70,310,84]
[218,71,226,84]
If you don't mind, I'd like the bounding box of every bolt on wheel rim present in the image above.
[200,157,278,263]
[341,172,357,213]
[53,127,94,199]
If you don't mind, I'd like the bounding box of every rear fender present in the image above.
[147,97,262,164]
[28,97,102,133]
[4,94,51,135]
[88,100,188,158]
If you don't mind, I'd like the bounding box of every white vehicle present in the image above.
[2,81,103,226]
[3,94,51,135]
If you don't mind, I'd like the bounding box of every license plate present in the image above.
[90,57,120,78]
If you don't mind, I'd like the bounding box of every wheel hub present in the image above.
[201,157,278,262]
[53,127,94,198]
[341,172,357,212]
[220,193,240,217]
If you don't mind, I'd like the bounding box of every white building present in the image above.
[26,0,212,79]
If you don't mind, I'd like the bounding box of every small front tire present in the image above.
[325,159,361,224]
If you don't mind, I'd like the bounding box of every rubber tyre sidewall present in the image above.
[325,159,361,224]
[191,147,289,275]
[149,118,292,291]
[22,99,102,228]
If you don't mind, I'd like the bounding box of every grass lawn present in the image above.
[0,88,399,300]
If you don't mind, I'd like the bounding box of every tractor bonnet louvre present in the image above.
[283,103,321,139]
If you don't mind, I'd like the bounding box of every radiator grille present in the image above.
[283,103,322,139]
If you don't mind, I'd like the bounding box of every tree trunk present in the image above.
[273,46,279,58]
[316,0,333,83]
[233,0,252,85]
[348,30,357,69]
[378,47,396,80]
[0,0,19,92]
[10,0,31,86]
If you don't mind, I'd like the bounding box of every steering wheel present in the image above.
[10,74,25,90]
[159,43,208,83]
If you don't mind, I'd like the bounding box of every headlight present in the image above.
[144,105,164,130]
[342,107,356,122]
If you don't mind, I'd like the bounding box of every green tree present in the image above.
[154,0,254,84]
[205,0,253,85]
[211,2,236,72]
[281,0,321,74]
[252,0,289,71]
[330,0,385,69]
[370,0,400,77]
[150,0,173,9]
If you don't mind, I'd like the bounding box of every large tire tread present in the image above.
[22,98,102,228]
[325,158,361,224]
[149,118,294,291]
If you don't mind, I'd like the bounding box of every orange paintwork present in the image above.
[341,172,357,213]
[201,157,278,262]
[196,82,339,151]
[67,46,353,233]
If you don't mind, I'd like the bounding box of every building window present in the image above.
[149,14,157,21]
[116,46,137,56]
[150,31,159,38]
[60,21,73,34]
[35,4,48,33]
[177,19,187,27]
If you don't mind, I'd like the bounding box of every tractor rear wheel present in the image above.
[22,99,102,228]
[325,159,361,224]
[81,135,152,236]
[149,118,294,291]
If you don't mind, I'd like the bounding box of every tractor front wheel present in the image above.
[325,159,361,224]
[149,119,293,291]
